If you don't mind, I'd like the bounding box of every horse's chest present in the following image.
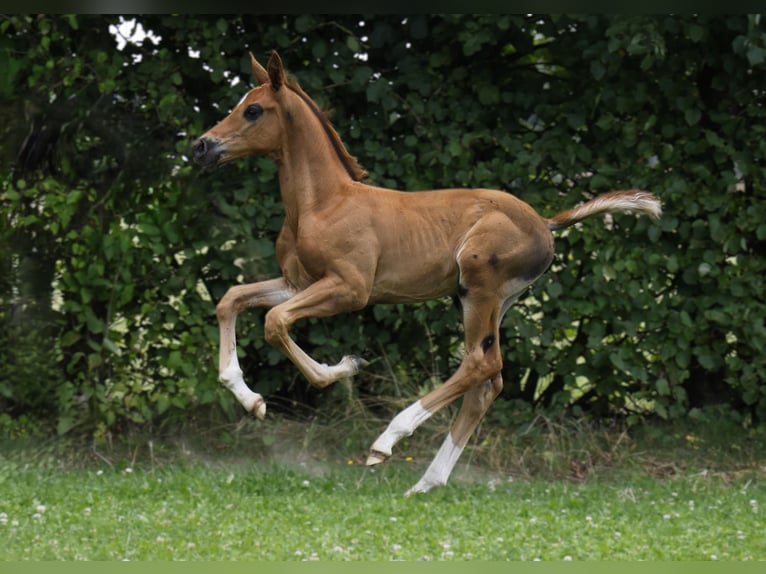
[275,226,324,288]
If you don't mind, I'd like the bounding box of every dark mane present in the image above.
[286,79,367,182]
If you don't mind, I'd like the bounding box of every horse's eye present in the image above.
[244,103,263,121]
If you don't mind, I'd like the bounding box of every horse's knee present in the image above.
[264,307,288,348]
[216,285,249,322]
[216,291,236,323]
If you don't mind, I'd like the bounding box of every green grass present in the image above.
[1,431,765,561]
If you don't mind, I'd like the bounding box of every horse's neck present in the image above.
[276,110,350,224]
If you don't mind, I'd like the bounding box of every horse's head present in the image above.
[193,51,289,169]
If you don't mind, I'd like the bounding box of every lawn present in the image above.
[1,434,764,561]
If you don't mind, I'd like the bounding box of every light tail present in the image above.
[546,190,662,231]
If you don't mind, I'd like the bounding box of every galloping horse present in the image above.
[193,51,661,495]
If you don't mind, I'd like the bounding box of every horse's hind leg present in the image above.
[365,285,505,470]
[405,291,530,494]
[404,373,503,495]
[366,212,550,493]
[367,256,504,472]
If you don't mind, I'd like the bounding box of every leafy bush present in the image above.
[1,15,764,435]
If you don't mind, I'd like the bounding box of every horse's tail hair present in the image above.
[546,189,662,231]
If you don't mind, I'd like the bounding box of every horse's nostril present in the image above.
[193,138,207,159]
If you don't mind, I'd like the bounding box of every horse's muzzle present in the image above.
[192,137,223,168]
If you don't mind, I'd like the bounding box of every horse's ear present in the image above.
[250,52,269,85]
[267,50,286,92]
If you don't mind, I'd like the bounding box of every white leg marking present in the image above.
[292,350,367,388]
[406,433,465,496]
[219,355,265,419]
[369,400,432,458]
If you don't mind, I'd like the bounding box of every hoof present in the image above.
[252,398,267,420]
[365,449,390,466]
[345,355,370,372]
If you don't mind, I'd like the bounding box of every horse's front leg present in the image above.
[263,274,369,388]
[216,277,297,418]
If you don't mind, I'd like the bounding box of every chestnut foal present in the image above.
[193,51,661,495]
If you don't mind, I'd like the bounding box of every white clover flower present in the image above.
[301,480,310,488]
[36,504,46,514]
[0,512,7,525]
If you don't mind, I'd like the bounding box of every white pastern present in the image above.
[300,354,367,388]
[219,355,264,416]
[406,433,464,495]
[370,400,432,457]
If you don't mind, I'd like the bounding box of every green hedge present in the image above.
[1,15,764,435]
